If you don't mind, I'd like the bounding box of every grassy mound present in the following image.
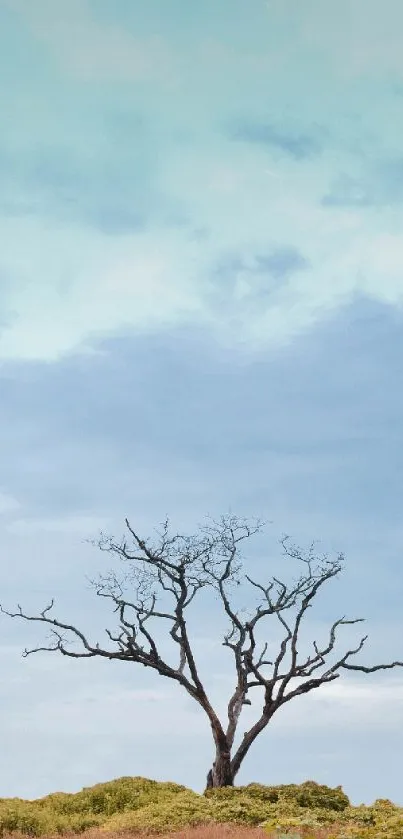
[0,776,401,838]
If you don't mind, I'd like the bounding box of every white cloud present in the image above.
[234,677,403,734]
[8,687,190,736]
[266,0,403,79]
[312,679,403,703]
[0,218,204,361]
[6,0,176,84]
[6,515,110,535]
[1,192,403,362]
[4,649,403,741]
[0,491,21,515]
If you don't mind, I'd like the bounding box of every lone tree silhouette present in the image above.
[2,514,403,789]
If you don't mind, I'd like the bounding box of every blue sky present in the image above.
[1,0,403,809]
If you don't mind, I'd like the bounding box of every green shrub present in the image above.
[0,803,55,837]
[290,781,350,812]
[372,798,398,810]
[0,775,401,838]
[0,801,104,837]
[33,794,74,815]
[206,787,301,827]
[101,790,213,834]
[36,776,187,817]
[210,797,278,826]
[54,812,104,834]
[205,780,349,812]
[204,783,280,804]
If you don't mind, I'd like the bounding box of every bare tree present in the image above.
[1,514,403,790]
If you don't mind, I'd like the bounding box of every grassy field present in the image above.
[0,776,401,839]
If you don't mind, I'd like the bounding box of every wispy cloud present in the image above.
[0,145,149,234]
[254,248,309,278]
[0,491,21,515]
[210,246,310,315]
[227,119,323,160]
[323,159,403,208]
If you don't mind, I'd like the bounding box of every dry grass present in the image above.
[0,823,352,839]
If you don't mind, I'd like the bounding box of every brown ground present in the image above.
[0,823,344,839]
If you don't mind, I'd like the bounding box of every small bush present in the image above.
[0,803,54,837]
[205,782,349,813]
[37,778,187,818]
[371,798,397,810]
[0,802,105,837]
[204,785,279,804]
[210,798,277,827]
[100,790,213,834]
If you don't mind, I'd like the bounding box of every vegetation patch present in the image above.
[35,778,188,817]
[101,790,213,834]
[0,777,402,838]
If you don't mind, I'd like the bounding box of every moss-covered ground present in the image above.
[0,776,401,839]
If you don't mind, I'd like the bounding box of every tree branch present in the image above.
[2,514,403,789]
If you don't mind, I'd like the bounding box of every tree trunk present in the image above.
[205,749,233,789]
